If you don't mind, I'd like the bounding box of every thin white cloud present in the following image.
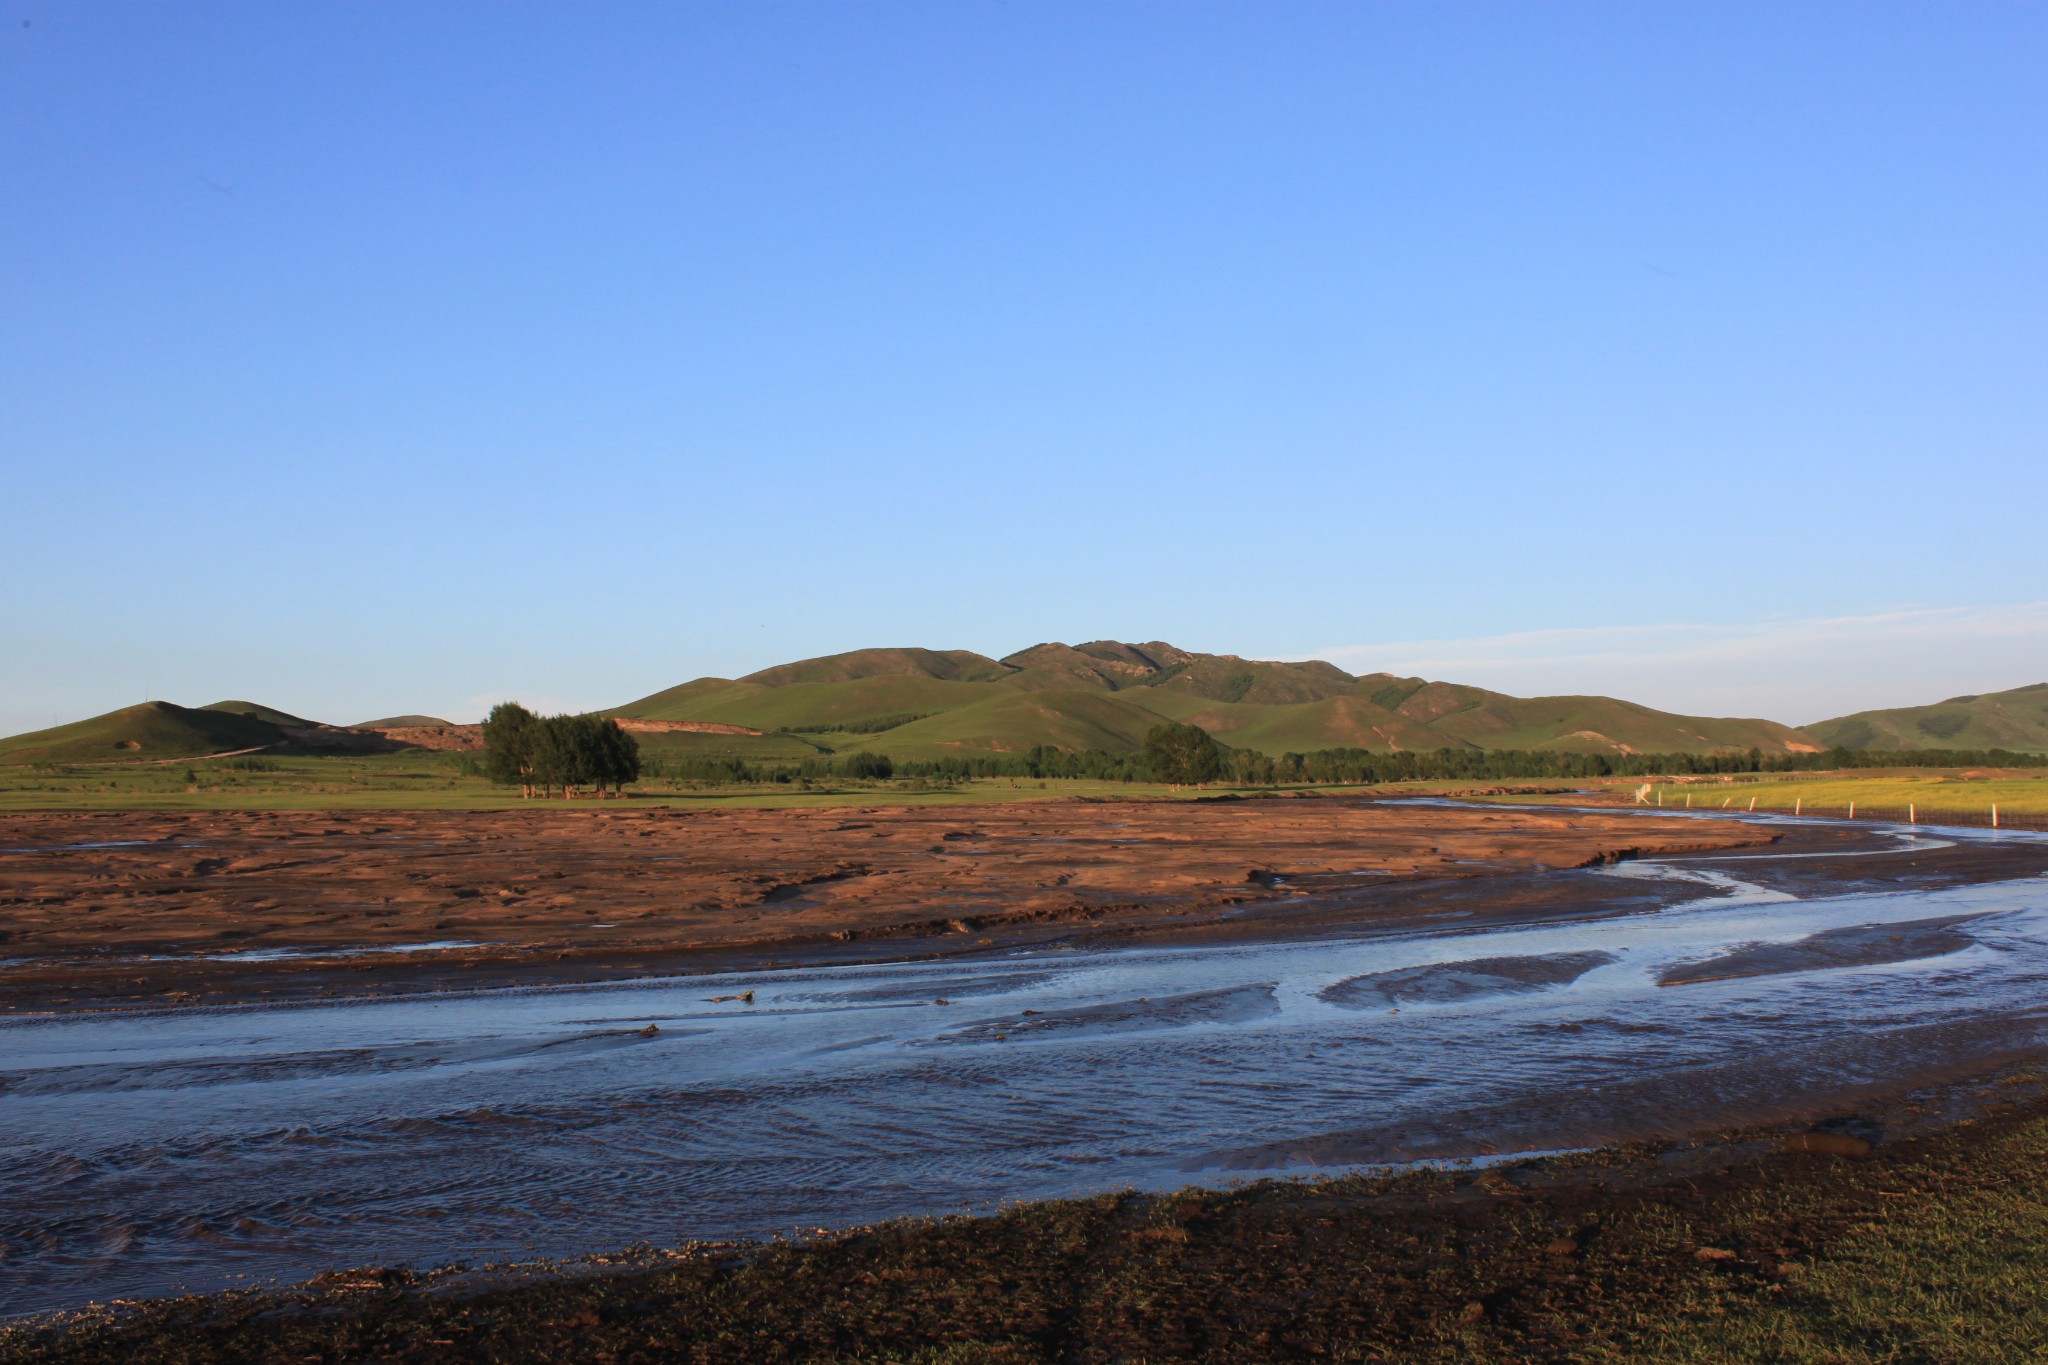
[1302,603,2048,726]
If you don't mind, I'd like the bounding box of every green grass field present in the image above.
[1631,770,2048,822]
[13,750,2046,823]
[0,750,1421,812]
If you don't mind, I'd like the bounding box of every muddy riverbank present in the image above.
[8,1063,2048,1363]
[0,798,1780,1014]
[4,810,2047,1317]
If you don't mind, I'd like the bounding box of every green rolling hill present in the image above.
[0,701,459,765]
[0,702,290,764]
[847,688,1173,760]
[610,640,1820,759]
[202,700,319,727]
[739,647,1017,688]
[20,640,1940,769]
[1807,683,2048,753]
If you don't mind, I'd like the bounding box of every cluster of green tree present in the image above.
[1142,722,1229,785]
[640,727,1216,787]
[481,702,641,797]
[1790,747,2048,770]
[1230,745,2048,786]
[643,751,897,784]
[780,712,936,735]
[620,733,2048,792]
[642,746,1155,786]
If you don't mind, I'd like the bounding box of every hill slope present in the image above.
[202,700,319,727]
[0,702,286,764]
[836,689,1173,759]
[1808,683,2048,753]
[614,640,1817,759]
[740,647,1017,688]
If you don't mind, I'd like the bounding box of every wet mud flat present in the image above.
[9,1067,2048,1364]
[6,810,2048,1328]
[0,799,1778,1014]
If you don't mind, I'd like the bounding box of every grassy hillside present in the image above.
[0,702,285,764]
[201,699,318,727]
[998,642,1167,691]
[681,676,1008,732]
[1405,687,1819,755]
[1136,691,1445,753]
[612,639,1819,760]
[834,689,1172,758]
[353,715,455,728]
[609,677,769,721]
[1142,655,1361,705]
[741,647,1016,687]
[631,729,832,763]
[1808,682,2048,752]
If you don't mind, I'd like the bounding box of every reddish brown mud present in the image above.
[0,798,1774,1013]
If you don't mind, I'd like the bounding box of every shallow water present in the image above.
[4,814,2047,1316]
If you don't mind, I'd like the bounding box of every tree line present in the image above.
[1231,744,2048,786]
[635,732,2048,790]
[482,702,641,798]
[479,698,2047,796]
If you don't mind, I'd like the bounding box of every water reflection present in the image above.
[3,818,2046,1315]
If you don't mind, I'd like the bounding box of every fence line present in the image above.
[1661,800,2046,833]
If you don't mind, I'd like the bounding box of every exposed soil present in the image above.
[0,798,1778,1014]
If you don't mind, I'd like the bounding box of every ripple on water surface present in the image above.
[3,820,2047,1316]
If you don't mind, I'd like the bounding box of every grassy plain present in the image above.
[13,749,2048,824]
[0,750,1437,813]
[1631,771,2048,822]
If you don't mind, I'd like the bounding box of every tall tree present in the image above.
[1142,721,1226,787]
[482,705,640,798]
[595,718,641,793]
[481,702,539,798]
[839,751,893,780]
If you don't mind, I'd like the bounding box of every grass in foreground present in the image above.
[10,1091,2048,1363]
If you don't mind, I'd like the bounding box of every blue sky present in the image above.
[4,2,2043,733]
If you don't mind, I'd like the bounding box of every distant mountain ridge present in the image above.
[13,650,2042,766]
[612,640,1820,759]
[1807,682,2048,753]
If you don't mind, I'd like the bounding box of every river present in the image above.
[4,809,2046,1316]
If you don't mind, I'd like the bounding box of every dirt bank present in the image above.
[8,1063,2047,1363]
[0,798,1776,1013]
